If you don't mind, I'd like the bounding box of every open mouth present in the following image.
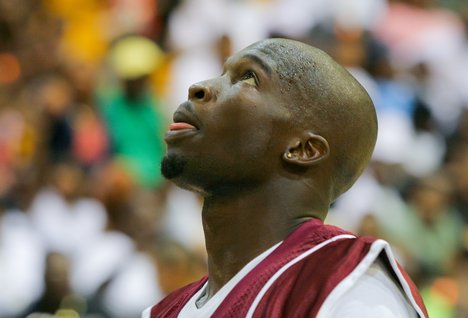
[171,104,201,130]
[165,105,200,143]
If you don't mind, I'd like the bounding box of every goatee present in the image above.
[161,154,187,179]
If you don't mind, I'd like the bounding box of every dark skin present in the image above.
[161,38,377,303]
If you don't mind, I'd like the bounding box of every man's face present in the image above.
[162,45,294,194]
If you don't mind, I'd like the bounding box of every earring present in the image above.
[286,152,292,159]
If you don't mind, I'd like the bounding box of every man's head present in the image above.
[162,38,377,204]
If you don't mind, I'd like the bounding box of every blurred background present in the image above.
[0,0,467,317]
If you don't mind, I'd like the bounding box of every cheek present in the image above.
[209,104,273,157]
[204,87,290,162]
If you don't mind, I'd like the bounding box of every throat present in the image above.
[200,186,325,298]
[195,240,282,308]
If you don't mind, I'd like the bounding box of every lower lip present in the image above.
[169,122,196,130]
[165,124,198,143]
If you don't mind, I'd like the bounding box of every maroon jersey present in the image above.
[148,218,428,318]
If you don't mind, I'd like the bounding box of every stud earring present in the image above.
[286,152,292,159]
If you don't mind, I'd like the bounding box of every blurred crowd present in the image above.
[0,0,467,317]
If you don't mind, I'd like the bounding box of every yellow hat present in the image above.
[110,36,163,79]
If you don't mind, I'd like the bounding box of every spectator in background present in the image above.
[29,162,108,259]
[418,248,468,318]
[394,171,463,283]
[72,105,108,169]
[374,0,468,132]
[25,252,84,316]
[154,240,207,296]
[0,206,45,317]
[37,74,75,164]
[97,36,168,189]
[454,250,468,317]
[70,161,166,318]
[446,142,468,223]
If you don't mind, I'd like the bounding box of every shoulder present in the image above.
[323,258,418,318]
[251,236,427,317]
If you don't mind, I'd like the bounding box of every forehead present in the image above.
[229,41,317,84]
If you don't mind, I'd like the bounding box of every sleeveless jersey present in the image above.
[147,218,428,318]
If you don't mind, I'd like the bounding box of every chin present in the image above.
[161,154,209,196]
[161,154,187,180]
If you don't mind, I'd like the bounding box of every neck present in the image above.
[200,181,327,300]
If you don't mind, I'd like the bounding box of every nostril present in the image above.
[194,90,205,100]
[189,83,212,101]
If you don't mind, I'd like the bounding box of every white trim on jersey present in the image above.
[381,241,427,318]
[317,239,426,318]
[178,242,282,318]
[246,234,356,318]
[141,306,151,318]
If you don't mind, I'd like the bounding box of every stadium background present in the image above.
[0,0,467,317]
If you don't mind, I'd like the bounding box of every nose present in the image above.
[188,81,213,102]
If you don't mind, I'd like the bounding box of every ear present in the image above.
[282,132,330,166]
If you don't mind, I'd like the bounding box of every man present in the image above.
[144,38,428,317]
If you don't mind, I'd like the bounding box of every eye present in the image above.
[240,71,258,86]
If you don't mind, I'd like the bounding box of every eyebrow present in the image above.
[242,53,272,76]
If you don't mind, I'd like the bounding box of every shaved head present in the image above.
[163,37,377,206]
[249,38,378,200]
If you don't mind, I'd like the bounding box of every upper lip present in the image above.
[172,101,201,130]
